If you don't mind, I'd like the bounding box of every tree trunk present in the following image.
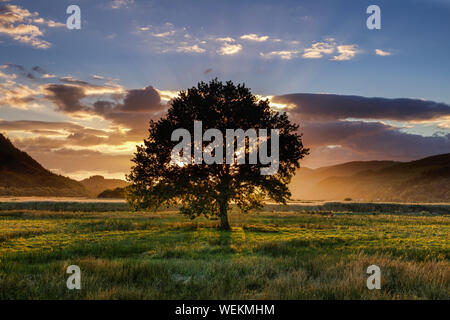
[219,199,231,230]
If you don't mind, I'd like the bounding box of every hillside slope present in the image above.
[290,160,398,200]
[80,175,129,197]
[0,134,88,196]
[290,154,450,202]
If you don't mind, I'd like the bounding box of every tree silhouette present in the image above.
[127,79,309,230]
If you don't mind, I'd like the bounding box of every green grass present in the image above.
[0,209,449,299]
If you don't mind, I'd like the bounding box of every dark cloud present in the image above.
[66,132,109,146]
[301,120,390,147]
[345,128,450,160]
[120,86,162,112]
[59,76,92,86]
[37,82,167,151]
[93,100,115,114]
[44,81,165,118]
[273,93,450,121]
[274,93,450,166]
[44,84,86,113]
[89,86,166,138]
[6,63,35,80]
[32,66,46,74]
[299,120,450,166]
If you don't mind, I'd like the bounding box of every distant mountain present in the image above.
[0,134,88,196]
[290,154,450,203]
[80,175,129,197]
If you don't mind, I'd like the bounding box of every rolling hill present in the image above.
[97,187,127,198]
[80,175,129,197]
[290,153,450,202]
[0,133,88,196]
[1,132,448,202]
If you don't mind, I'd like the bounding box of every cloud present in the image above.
[2,87,149,177]
[111,0,134,9]
[1,121,112,146]
[260,50,300,60]
[92,88,166,133]
[138,22,367,60]
[345,128,450,160]
[217,43,242,55]
[299,120,450,167]
[2,64,63,83]
[91,75,105,80]
[56,76,124,95]
[5,74,119,114]
[137,22,249,56]
[31,65,56,79]
[3,76,449,175]
[240,34,269,42]
[0,119,144,165]
[437,118,450,129]
[302,41,335,59]
[0,69,16,79]
[0,4,62,49]
[271,93,450,166]
[176,44,206,53]
[0,72,170,178]
[23,147,133,178]
[272,93,450,121]
[5,63,35,80]
[331,45,358,61]
[31,66,45,74]
[119,86,163,112]
[59,76,91,86]
[0,120,97,133]
[138,22,213,55]
[215,37,235,42]
[153,31,176,38]
[41,74,56,78]
[44,84,86,113]
[0,76,41,108]
[33,17,65,28]
[300,120,392,147]
[41,79,165,134]
[302,39,358,61]
[156,89,179,102]
[375,49,392,56]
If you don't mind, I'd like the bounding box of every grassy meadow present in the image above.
[0,204,449,299]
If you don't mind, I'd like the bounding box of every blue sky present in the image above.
[0,0,449,178]
[2,0,449,100]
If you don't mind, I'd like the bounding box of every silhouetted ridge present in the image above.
[0,133,46,174]
[0,133,88,196]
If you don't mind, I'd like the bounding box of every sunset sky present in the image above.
[1,0,450,180]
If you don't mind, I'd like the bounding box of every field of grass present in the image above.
[0,207,449,299]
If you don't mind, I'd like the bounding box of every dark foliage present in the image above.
[127,80,309,229]
[98,187,126,198]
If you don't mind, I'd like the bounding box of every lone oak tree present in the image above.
[127,79,309,230]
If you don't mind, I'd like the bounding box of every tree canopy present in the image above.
[127,79,309,229]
